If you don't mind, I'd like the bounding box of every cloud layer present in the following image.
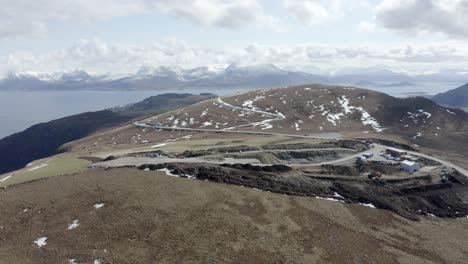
[3,0,468,39]
[1,0,468,77]
[375,0,468,38]
[3,38,468,77]
[0,0,276,38]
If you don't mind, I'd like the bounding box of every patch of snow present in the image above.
[27,163,48,172]
[94,203,104,209]
[158,168,179,177]
[360,111,384,132]
[446,109,456,115]
[359,203,376,209]
[338,96,353,114]
[67,220,79,230]
[26,162,34,167]
[338,95,383,132]
[315,196,344,203]
[69,259,78,264]
[295,122,301,131]
[201,109,208,117]
[242,100,254,108]
[418,109,432,118]
[0,175,12,182]
[201,121,213,127]
[406,110,431,123]
[252,95,265,102]
[333,192,344,199]
[151,143,167,149]
[323,112,343,126]
[34,237,47,248]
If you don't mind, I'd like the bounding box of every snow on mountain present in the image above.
[9,71,59,81]
[136,66,183,77]
[0,64,462,91]
[182,66,223,80]
[224,63,285,77]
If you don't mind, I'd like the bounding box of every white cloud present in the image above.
[284,0,345,25]
[2,38,468,76]
[375,0,468,38]
[148,0,278,30]
[0,0,276,38]
[284,0,371,25]
[357,21,376,33]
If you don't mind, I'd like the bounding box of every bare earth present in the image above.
[1,168,468,264]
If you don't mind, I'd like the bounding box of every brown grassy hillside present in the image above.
[1,168,468,264]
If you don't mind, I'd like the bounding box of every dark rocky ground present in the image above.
[139,163,468,221]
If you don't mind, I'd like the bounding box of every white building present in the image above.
[401,160,420,173]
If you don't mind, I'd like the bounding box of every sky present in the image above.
[1,0,468,77]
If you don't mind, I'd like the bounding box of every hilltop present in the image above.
[141,85,468,157]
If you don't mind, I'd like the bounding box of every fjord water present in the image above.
[0,83,459,139]
[0,89,244,139]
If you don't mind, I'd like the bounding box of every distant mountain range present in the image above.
[1,64,467,91]
[433,83,468,108]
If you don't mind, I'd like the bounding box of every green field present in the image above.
[0,157,91,187]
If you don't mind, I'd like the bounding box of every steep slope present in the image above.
[0,93,216,174]
[0,111,130,174]
[433,83,468,108]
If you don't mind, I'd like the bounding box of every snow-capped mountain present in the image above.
[1,64,466,91]
[224,63,284,77]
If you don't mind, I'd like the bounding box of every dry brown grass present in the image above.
[1,168,468,264]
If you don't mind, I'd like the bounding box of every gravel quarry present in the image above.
[85,137,468,221]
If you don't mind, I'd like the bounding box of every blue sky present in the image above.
[1,0,468,76]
